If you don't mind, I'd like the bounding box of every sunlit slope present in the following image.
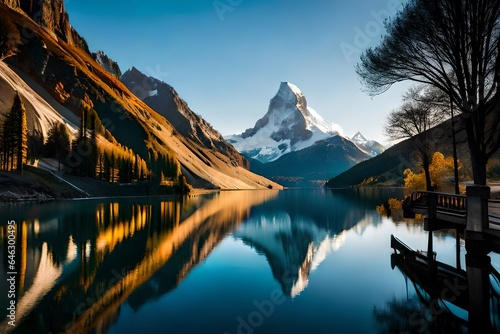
[0,3,281,189]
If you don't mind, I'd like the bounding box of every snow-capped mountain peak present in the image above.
[227,82,343,163]
[350,131,385,157]
[351,131,368,145]
[273,82,341,135]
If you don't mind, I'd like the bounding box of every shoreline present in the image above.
[0,169,283,203]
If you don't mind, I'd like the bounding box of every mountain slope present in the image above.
[121,67,248,169]
[250,136,370,186]
[7,0,89,53]
[227,82,343,163]
[326,116,485,188]
[0,1,281,190]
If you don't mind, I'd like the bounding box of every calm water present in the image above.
[1,189,499,333]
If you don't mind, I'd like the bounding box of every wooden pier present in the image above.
[402,186,500,253]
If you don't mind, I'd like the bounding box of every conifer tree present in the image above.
[46,122,71,171]
[2,93,28,172]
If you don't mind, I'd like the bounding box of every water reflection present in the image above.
[0,191,278,334]
[0,188,407,334]
[235,214,346,297]
[380,235,500,333]
[232,188,404,298]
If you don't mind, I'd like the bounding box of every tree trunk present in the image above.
[469,147,487,185]
[464,115,488,185]
[422,154,433,191]
[450,100,460,194]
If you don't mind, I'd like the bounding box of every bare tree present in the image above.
[357,0,500,185]
[414,85,462,193]
[385,86,446,189]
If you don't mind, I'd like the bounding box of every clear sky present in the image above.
[65,0,410,145]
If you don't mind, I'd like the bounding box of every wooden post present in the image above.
[424,192,437,231]
[466,253,492,332]
[427,229,434,262]
[466,185,490,252]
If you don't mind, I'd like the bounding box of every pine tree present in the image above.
[88,112,97,178]
[0,113,5,169]
[28,130,44,163]
[15,94,27,172]
[46,122,71,171]
[2,93,28,172]
[2,99,15,170]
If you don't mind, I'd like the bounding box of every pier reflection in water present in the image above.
[1,188,499,333]
[385,234,500,333]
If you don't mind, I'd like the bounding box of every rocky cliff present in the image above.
[92,51,122,79]
[2,0,89,52]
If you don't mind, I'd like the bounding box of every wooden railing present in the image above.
[403,191,467,222]
[404,191,467,210]
[435,192,467,211]
[488,200,500,227]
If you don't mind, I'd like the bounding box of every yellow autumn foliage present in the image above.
[404,152,460,191]
[388,198,402,210]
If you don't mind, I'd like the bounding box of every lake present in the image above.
[1,188,499,333]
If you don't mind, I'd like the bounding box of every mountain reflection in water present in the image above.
[0,188,409,334]
[0,191,277,333]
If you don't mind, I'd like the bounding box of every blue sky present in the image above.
[65,0,410,144]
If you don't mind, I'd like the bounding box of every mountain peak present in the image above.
[351,132,385,157]
[227,82,343,163]
[92,51,121,79]
[279,81,302,95]
[121,67,159,99]
[351,131,367,144]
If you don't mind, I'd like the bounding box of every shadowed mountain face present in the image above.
[326,115,496,188]
[249,135,371,187]
[121,67,249,169]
